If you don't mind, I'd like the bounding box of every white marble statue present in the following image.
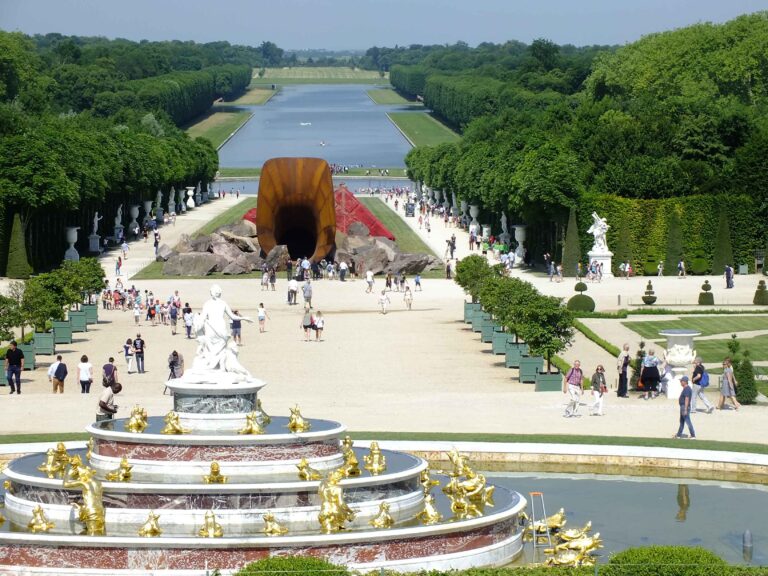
[499,213,511,245]
[587,212,610,252]
[155,189,163,209]
[92,212,103,236]
[114,205,123,228]
[192,285,253,378]
[168,187,176,215]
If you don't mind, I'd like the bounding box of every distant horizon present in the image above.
[1,0,765,52]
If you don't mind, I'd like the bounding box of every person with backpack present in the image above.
[691,356,714,413]
[47,355,68,394]
[102,357,118,388]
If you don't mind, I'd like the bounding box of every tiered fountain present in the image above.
[0,286,526,575]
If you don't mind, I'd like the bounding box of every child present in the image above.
[414,273,422,291]
[403,286,413,310]
[378,290,391,315]
[257,303,270,333]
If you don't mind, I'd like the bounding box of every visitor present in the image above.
[97,382,122,422]
[404,286,413,310]
[414,273,422,291]
[48,354,67,394]
[122,338,135,374]
[691,356,714,413]
[724,264,734,289]
[378,290,391,315]
[657,260,664,276]
[288,277,299,305]
[183,307,194,338]
[269,267,277,291]
[445,260,452,280]
[77,354,94,394]
[102,357,118,388]
[115,256,122,276]
[639,349,662,400]
[339,260,348,282]
[231,311,243,344]
[365,269,374,293]
[168,350,184,380]
[563,360,584,418]
[121,240,130,260]
[616,344,630,398]
[4,340,24,394]
[385,273,392,291]
[257,303,270,333]
[261,267,269,291]
[169,301,178,335]
[590,364,607,416]
[302,279,313,308]
[301,306,313,341]
[674,376,695,439]
[133,333,146,374]
[677,259,686,278]
[153,231,160,255]
[286,258,293,281]
[314,311,324,341]
[718,357,741,411]
[556,263,563,282]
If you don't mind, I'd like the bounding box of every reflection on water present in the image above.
[213,177,414,196]
[677,484,690,522]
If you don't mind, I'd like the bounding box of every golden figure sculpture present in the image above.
[138,511,163,537]
[447,447,469,476]
[262,512,289,536]
[317,469,356,534]
[37,449,63,479]
[523,507,567,542]
[254,399,271,426]
[198,510,224,538]
[363,441,387,475]
[447,484,481,519]
[105,457,133,482]
[66,455,85,481]
[160,411,190,435]
[28,505,55,533]
[550,532,602,556]
[126,406,148,433]
[63,465,106,536]
[459,469,494,506]
[238,411,265,435]
[417,493,443,525]
[203,462,228,484]
[340,436,361,477]
[420,469,441,494]
[296,458,322,481]
[287,405,311,433]
[369,501,395,529]
[53,442,70,472]
[0,513,5,525]
[2,480,13,494]
[545,550,596,567]
[86,438,94,461]
[560,521,592,541]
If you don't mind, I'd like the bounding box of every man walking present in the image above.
[302,279,313,308]
[691,357,714,413]
[339,260,348,282]
[133,333,146,374]
[48,354,68,394]
[674,376,696,439]
[4,340,24,394]
[562,360,584,417]
[365,269,374,293]
[288,277,298,305]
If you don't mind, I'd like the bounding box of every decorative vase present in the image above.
[64,227,80,262]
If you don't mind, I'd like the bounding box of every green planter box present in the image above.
[32,332,55,355]
[68,311,88,333]
[52,321,73,344]
[505,345,524,368]
[480,322,498,343]
[519,356,544,383]
[492,330,515,355]
[464,302,482,324]
[535,369,563,392]
[82,304,99,325]
[472,312,491,333]
[18,343,35,370]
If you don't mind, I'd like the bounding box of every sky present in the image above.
[1,0,766,50]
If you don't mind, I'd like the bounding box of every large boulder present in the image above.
[347,222,370,237]
[348,235,374,252]
[211,238,243,261]
[213,254,233,273]
[265,245,290,271]
[162,253,218,277]
[189,234,212,253]
[388,253,433,275]
[221,254,253,275]
[244,252,266,270]
[355,246,390,275]
[230,219,258,238]
[175,234,193,254]
[155,243,176,262]
[335,230,349,252]
[220,230,259,253]
[373,237,399,261]
[334,249,354,266]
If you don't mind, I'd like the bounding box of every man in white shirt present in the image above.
[288,278,299,305]
[339,261,348,282]
[365,270,374,293]
[47,354,67,394]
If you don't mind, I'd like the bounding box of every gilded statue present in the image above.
[37,449,63,479]
[317,469,356,533]
[126,406,148,433]
[340,436,361,477]
[105,457,133,482]
[0,513,5,525]
[238,411,265,435]
[459,469,494,506]
[363,441,386,475]
[160,411,190,435]
[287,405,311,433]
[2,480,13,495]
[420,469,440,493]
[369,501,394,529]
[417,493,443,525]
[63,464,106,536]
[254,399,271,426]
[559,521,592,541]
[203,462,228,484]
[86,438,94,461]
[545,550,596,567]
[138,511,162,537]
[28,505,55,533]
[296,458,322,481]
[262,512,288,536]
[447,484,481,519]
[66,455,85,481]
[447,447,469,476]
[53,443,70,472]
[198,510,224,538]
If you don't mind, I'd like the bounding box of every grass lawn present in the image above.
[368,88,421,105]
[185,109,252,148]
[225,87,275,105]
[219,167,262,178]
[252,67,385,84]
[387,112,460,147]
[622,317,768,340]
[694,333,768,361]
[358,197,437,257]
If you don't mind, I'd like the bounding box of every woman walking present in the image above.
[590,365,607,416]
[403,286,413,310]
[378,290,391,315]
[269,268,277,291]
[718,357,742,411]
[257,303,270,333]
[77,355,94,394]
[301,307,313,342]
[639,349,662,400]
[314,311,324,341]
[122,338,134,374]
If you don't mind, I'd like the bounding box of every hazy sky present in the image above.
[1,0,765,50]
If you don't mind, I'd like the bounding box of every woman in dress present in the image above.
[718,357,742,411]
[639,349,661,400]
[403,286,413,310]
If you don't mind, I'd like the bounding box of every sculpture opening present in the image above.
[257,157,336,262]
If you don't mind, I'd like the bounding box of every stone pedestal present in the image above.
[88,234,101,253]
[142,200,153,225]
[64,227,80,262]
[513,225,527,267]
[481,225,491,241]
[155,208,164,225]
[660,329,701,399]
[588,250,614,278]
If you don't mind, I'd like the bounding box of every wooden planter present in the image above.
[82,304,99,325]
[18,343,35,370]
[519,356,544,383]
[472,312,491,333]
[464,302,482,323]
[535,369,563,392]
[32,332,55,355]
[68,311,88,333]
[480,322,498,343]
[492,330,515,355]
[51,321,73,344]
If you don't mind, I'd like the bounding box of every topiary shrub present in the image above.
[690,256,710,275]
[644,256,662,276]
[6,214,32,279]
[603,545,726,576]
[234,557,348,576]
[574,281,588,293]
[698,280,714,305]
[754,280,768,305]
[641,281,657,305]
[562,206,580,278]
[567,281,595,312]
[735,352,758,405]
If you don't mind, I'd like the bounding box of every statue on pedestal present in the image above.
[587,212,610,253]
[499,213,511,246]
[63,465,106,536]
[168,187,176,215]
[114,205,123,229]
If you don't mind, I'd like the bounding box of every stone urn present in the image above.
[128,205,140,235]
[64,227,80,262]
[186,186,196,209]
[142,200,153,225]
[469,205,480,235]
[660,329,701,399]
[513,225,527,267]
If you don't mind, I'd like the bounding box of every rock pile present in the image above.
[159,220,440,276]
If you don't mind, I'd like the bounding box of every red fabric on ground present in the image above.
[243,208,257,224]
[334,184,395,240]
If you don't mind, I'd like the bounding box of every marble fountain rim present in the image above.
[164,379,266,395]
[85,422,347,446]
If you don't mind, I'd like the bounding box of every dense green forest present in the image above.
[399,13,768,274]
[0,32,260,274]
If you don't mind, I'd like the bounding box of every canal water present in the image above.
[218,84,417,169]
[213,177,415,196]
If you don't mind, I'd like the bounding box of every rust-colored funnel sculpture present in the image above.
[256,157,336,262]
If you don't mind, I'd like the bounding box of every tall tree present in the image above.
[562,206,580,278]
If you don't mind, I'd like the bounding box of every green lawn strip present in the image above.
[218,167,262,178]
[357,197,437,257]
[574,319,621,356]
[367,88,421,105]
[0,432,89,445]
[251,78,383,85]
[185,110,252,148]
[387,112,461,147]
[348,431,768,455]
[622,317,768,340]
[695,334,768,361]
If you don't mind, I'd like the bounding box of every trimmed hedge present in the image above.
[234,557,348,575]
[574,319,621,356]
[567,294,596,312]
[6,214,32,279]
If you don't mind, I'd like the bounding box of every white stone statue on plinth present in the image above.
[451,192,459,218]
[587,211,614,277]
[155,189,164,224]
[499,213,511,246]
[168,187,176,215]
[142,200,153,225]
[191,284,253,381]
[89,213,103,253]
[194,182,202,205]
[469,205,480,235]
[113,204,124,241]
[513,225,527,267]
[64,227,80,262]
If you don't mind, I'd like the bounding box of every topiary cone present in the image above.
[754,280,768,305]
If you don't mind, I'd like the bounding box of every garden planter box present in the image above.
[519,356,544,383]
[472,312,491,333]
[82,304,99,324]
[480,322,499,343]
[504,343,529,368]
[32,332,55,355]
[535,369,563,392]
[18,343,35,370]
[464,302,482,323]
[492,330,515,355]
[52,321,73,344]
[68,311,88,333]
